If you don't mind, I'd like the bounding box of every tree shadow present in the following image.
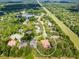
[0,11,5,16]
[0,4,41,13]
[67,5,79,12]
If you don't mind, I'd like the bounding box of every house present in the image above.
[30,39,37,48]
[35,26,41,33]
[8,39,16,47]
[22,13,39,19]
[22,14,34,19]
[41,39,51,48]
[26,30,32,34]
[35,26,40,30]
[18,40,27,49]
[51,35,60,39]
[48,21,52,27]
[19,29,23,33]
[36,29,41,33]
[10,34,23,42]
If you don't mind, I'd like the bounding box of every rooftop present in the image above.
[10,34,23,42]
[8,39,16,47]
[41,39,51,48]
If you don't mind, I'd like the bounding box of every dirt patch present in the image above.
[0,57,23,59]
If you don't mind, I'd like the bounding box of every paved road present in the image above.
[37,0,79,50]
[35,13,45,39]
[38,19,47,39]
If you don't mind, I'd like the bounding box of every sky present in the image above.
[0,0,79,2]
[0,0,22,2]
